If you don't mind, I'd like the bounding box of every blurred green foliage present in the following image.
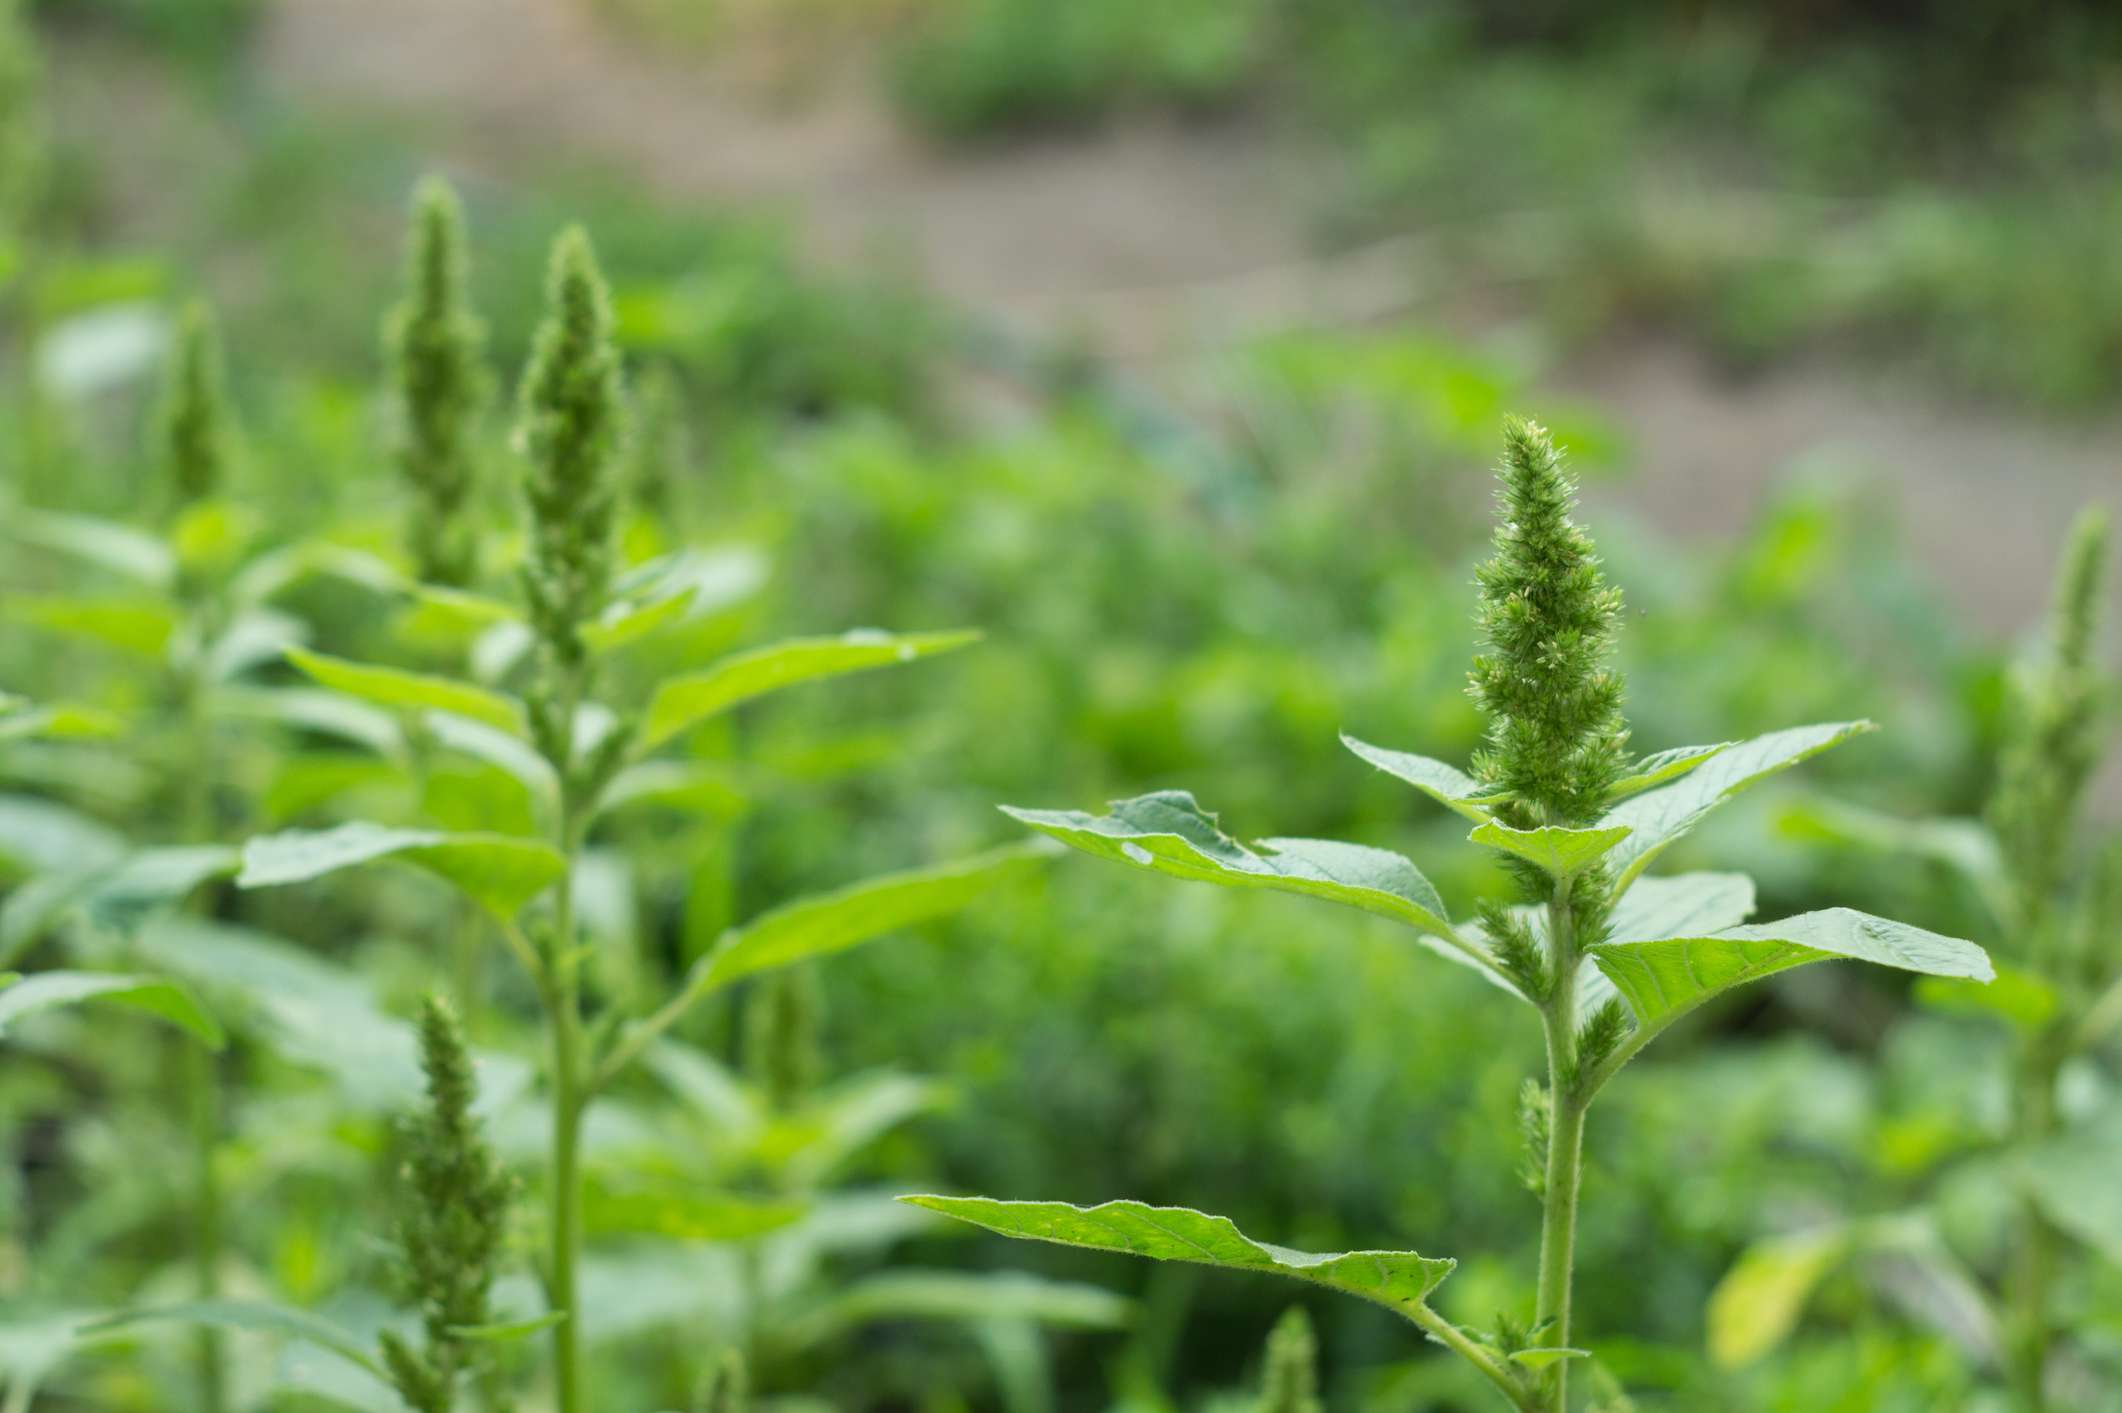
[0,4,2113,1410]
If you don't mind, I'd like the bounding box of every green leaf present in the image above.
[898,1196,1453,1316]
[238,822,565,919]
[1509,1347,1591,1369]
[1340,734,1497,822]
[0,971,222,1048]
[1590,908,1991,1046]
[81,1299,383,1378]
[213,686,405,757]
[1776,797,2008,914]
[1468,819,1631,878]
[421,711,559,801]
[1605,743,1730,802]
[13,596,180,658]
[285,647,526,736]
[1577,871,1758,1021]
[1706,1225,1852,1368]
[0,702,122,743]
[688,843,1048,996]
[446,1312,567,1343]
[640,629,981,748]
[12,509,176,587]
[1601,722,1876,889]
[0,795,127,874]
[582,586,695,656]
[1003,791,1456,938]
[594,760,749,821]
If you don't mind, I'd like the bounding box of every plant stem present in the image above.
[2007,1034,2063,1411]
[542,671,591,1413]
[1533,890,1584,1413]
[178,663,227,1413]
[1404,1303,1537,1411]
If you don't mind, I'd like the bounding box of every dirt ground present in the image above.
[70,0,2072,658]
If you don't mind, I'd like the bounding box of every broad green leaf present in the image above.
[1340,734,1497,822]
[1590,908,1990,1045]
[12,508,175,587]
[0,701,121,742]
[0,846,241,958]
[1706,1225,1852,1368]
[582,586,695,656]
[0,794,126,873]
[1577,872,1757,1022]
[81,1299,383,1378]
[421,710,559,801]
[238,822,565,919]
[899,1197,1454,1315]
[1601,721,1877,889]
[772,1073,947,1187]
[688,843,1048,995]
[1003,791,1456,938]
[228,540,406,607]
[14,595,180,658]
[285,647,526,736]
[1469,819,1631,878]
[0,971,222,1048]
[213,686,404,757]
[1606,743,1730,802]
[640,629,981,748]
[134,916,531,1114]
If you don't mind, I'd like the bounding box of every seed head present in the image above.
[1259,1306,1323,1413]
[515,226,625,670]
[1468,417,1628,827]
[156,300,231,508]
[385,175,488,585]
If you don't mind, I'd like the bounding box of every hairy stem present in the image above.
[1533,891,1583,1412]
[541,671,590,1413]
[1404,1302,1537,1411]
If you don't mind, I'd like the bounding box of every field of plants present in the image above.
[1,1,2120,1410]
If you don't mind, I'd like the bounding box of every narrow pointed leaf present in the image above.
[237,822,565,919]
[582,586,695,656]
[640,629,982,747]
[793,1270,1132,1342]
[1590,907,1990,1044]
[0,971,223,1048]
[447,1312,567,1343]
[1004,791,1457,938]
[81,1300,383,1378]
[14,596,180,658]
[899,1196,1453,1315]
[1469,819,1631,878]
[12,509,176,587]
[285,647,526,736]
[1510,1348,1591,1369]
[1340,734,1497,822]
[687,843,1048,995]
[1605,743,1731,803]
[1602,721,1876,889]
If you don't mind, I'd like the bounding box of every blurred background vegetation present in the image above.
[1,0,2119,1408]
